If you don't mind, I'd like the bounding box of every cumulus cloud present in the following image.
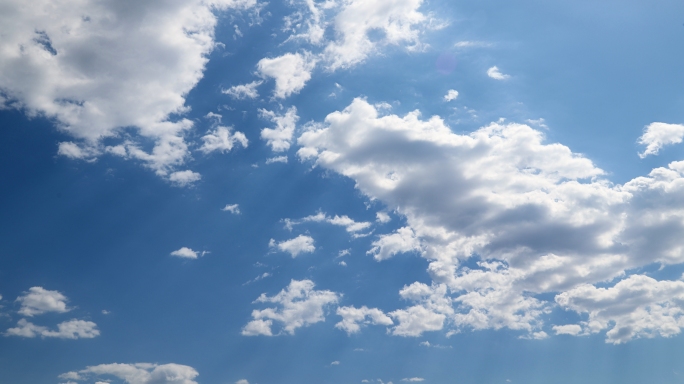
[367,227,422,261]
[284,211,372,234]
[637,122,684,158]
[170,247,206,259]
[61,362,199,384]
[242,279,339,336]
[443,90,459,102]
[168,170,202,187]
[296,98,684,341]
[487,66,510,80]
[16,286,69,317]
[260,107,299,152]
[335,306,393,334]
[401,378,425,382]
[270,235,315,257]
[376,212,391,223]
[266,156,288,164]
[6,318,99,339]
[222,80,263,99]
[389,283,453,337]
[199,126,248,154]
[257,52,317,99]
[222,204,241,214]
[0,0,256,181]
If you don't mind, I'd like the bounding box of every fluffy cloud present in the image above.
[257,53,317,99]
[222,80,263,99]
[335,306,393,334]
[270,235,315,257]
[389,283,453,337]
[61,362,199,384]
[242,279,339,336]
[638,122,684,158]
[170,247,206,259]
[199,126,248,154]
[367,227,422,261]
[555,275,684,344]
[6,319,99,339]
[260,107,299,152]
[297,98,684,342]
[222,204,241,214]
[16,286,69,317]
[487,66,510,80]
[284,211,372,234]
[168,170,202,187]
[0,0,256,181]
[443,90,459,102]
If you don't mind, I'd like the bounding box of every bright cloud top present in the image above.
[260,107,299,152]
[60,362,199,384]
[16,286,69,317]
[170,247,206,259]
[258,52,317,99]
[270,235,316,258]
[284,212,372,234]
[242,279,339,336]
[487,66,510,80]
[6,319,99,339]
[638,122,684,158]
[296,98,684,342]
[443,90,459,102]
[0,0,255,181]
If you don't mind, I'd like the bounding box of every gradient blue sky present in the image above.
[2,1,684,383]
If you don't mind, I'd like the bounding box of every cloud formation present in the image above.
[60,362,199,384]
[6,318,99,339]
[260,107,299,152]
[270,235,316,258]
[638,122,684,158]
[0,0,256,181]
[242,279,339,336]
[16,287,69,317]
[487,66,510,80]
[297,98,684,342]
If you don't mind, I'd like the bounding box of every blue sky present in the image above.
[1,1,684,383]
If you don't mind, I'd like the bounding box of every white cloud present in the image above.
[335,306,393,334]
[487,66,510,80]
[222,204,241,214]
[270,235,315,257]
[401,378,425,382]
[368,227,422,261]
[454,41,492,48]
[284,212,372,233]
[168,170,201,187]
[260,107,299,152]
[296,98,684,340]
[322,0,428,70]
[552,324,582,336]
[170,247,204,259]
[266,156,288,164]
[330,360,340,365]
[222,80,263,99]
[199,126,248,154]
[257,52,317,99]
[376,212,391,223]
[389,283,453,337]
[0,0,256,180]
[236,380,250,384]
[16,286,69,317]
[242,279,339,336]
[638,122,684,158]
[443,90,459,102]
[6,318,99,339]
[63,362,199,384]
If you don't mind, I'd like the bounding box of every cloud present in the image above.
[389,283,453,337]
[6,318,99,339]
[270,235,315,257]
[552,324,582,336]
[376,212,391,223]
[260,107,299,152]
[62,362,199,384]
[443,90,459,102]
[199,126,248,154]
[638,122,684,158]
[168,170,201,187]
[236,380,250,384]
[296,98,684,341]
[401,378,425,382]
[487,66,510,80]
[0,0,256,181]
[367,227,422,261]
[322,0,428,70]
[257,52,317,99]
[266,156,288,164]
[242,279,339,336]
[222,80,263,99]
[16,287,69,317]
[284,211,372,234]
[454,40,492,48]
[336,306,393,334]
[330,360,340,365]
[170,247,205,259]
[222,204,241,214]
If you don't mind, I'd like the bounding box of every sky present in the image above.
[1,0,684,383]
